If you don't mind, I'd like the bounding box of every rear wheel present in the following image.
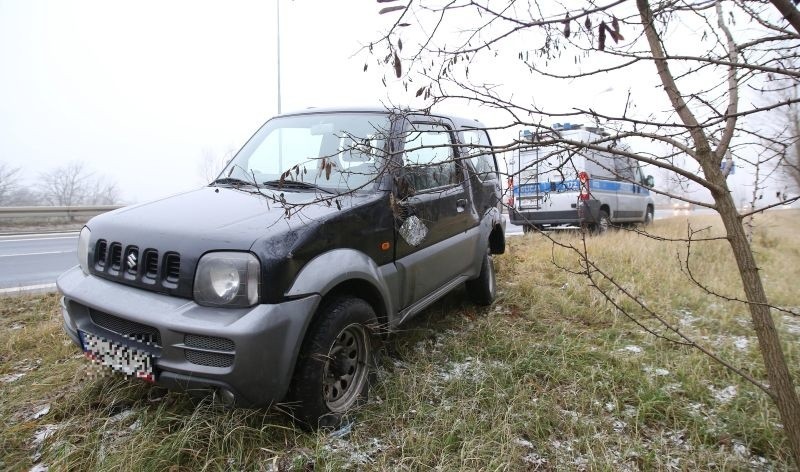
[289,297,377,429]
[466,248,496,306]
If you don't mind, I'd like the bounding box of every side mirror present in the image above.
[645,175,654,187]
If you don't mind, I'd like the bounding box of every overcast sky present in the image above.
[0,0,786,207]
[1,0,407,202]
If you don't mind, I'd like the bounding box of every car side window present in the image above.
[460,129,497,181]
[403,123,459,192]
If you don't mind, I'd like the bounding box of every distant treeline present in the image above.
[0,161,121,207]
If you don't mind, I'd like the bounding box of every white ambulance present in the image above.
[508,124,655,233]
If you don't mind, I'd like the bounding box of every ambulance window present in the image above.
[614,157,637,181]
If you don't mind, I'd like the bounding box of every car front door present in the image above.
[393,119,479,308]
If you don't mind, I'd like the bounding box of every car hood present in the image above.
[88,186,377,251]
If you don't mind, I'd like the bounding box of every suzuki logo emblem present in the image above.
[126,252,138,271]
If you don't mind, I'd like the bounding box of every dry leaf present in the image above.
[599,22,607,50]
[393,51,402,78]
[379,5,405,14]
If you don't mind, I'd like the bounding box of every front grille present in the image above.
[124,246,139,275]
[90,309,162,347]
[185,334,234,352]
[164,253,180,283]
[143,250,158,279]
[185,350,234,368]
[92,239,182,292]
[96,241,107,268]
[109,243,122,271]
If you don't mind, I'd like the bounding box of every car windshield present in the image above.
[221,112,390,194]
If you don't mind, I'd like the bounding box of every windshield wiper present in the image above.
[262,179,334,194]
[211,177,258,187]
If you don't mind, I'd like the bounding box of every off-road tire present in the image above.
[466,248,496,306]
[289,297,378,429]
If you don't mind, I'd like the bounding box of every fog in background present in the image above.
[0,0,782,207]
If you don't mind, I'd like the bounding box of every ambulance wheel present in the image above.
[644,207,654,226]
[593,210,610,234]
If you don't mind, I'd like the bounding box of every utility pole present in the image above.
[276,0,283,172]
[276,0,282,115]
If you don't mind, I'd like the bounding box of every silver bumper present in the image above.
[58,266,320,406]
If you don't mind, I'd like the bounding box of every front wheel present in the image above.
[466,249,496,306]
[592,209,610,234]
[289,297,378,429]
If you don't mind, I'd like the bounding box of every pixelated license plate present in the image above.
[79,330,155,382]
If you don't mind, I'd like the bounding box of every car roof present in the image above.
[275,107,486,129]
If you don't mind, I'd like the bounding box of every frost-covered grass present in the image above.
[2,210,799,471]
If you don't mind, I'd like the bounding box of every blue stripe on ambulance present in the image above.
[514,178,650,196]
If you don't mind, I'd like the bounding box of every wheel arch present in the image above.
[285,248,394,338]
[489,222,506,254]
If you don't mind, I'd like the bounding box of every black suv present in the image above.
[58,107,506,427]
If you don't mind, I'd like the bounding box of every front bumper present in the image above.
[510,200,601,226]
[58,266,320,407]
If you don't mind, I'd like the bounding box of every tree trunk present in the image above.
[713,182,800,466]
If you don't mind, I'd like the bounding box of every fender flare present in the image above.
[285,248,395,318]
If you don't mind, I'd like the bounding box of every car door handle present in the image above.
[456,198,467,212]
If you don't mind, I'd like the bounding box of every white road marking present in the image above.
[0,283,57,295]
[0,236,78,243]
[0,250,74,258]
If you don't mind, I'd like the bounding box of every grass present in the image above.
[2,210,799,471]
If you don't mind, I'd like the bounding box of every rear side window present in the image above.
[461,129,497,181]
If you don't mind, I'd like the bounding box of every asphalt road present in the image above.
[0,232,79,292]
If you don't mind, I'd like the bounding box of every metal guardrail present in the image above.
[0,205,124,219]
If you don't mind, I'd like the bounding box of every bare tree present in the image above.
[198,147,237,185]
[0,163,22,205]
[39,161,121,206]
[87,179,121,205]
[371,0,800,464]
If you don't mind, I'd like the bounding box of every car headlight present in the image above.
[77,226,91,275]
[193,252,260,307]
